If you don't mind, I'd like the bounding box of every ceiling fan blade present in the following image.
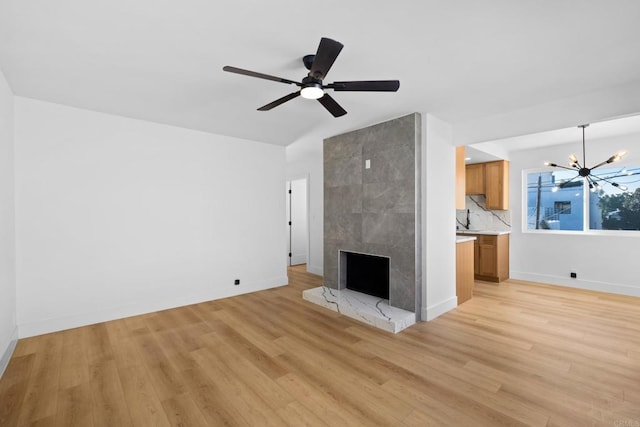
[309,38,344,80]
[317,94,347,117]
[223,66,301,86]
[328,80,400,92]
[257,91,301,111]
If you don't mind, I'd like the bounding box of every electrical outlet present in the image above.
[570,272,577,279]
[234,279,240,285]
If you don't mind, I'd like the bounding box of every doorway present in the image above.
[286,178,308,267]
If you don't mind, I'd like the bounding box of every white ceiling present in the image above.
[1,0,640,147]
[468,114,640,162]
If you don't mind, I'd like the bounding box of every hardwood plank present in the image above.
[111,340,170,427]
[189,347,287,426]
[88,360,133,427]
[160,393,209,426]
[200,329,295,410]
[54,382,94,427]
[16,333,63,425]
[11,337,40,358]
[0,354,36,426]
[276,401,330,427]
[179,361,253,426]
[58,327,90,390]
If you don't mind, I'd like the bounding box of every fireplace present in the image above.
[339,251,390,299]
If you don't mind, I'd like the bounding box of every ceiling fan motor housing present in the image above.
[303,54,315,70]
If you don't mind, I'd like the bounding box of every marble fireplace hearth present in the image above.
[302,286,416,333]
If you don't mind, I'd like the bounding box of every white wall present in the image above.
[286,136,323,275]
[421,114,457,320]
[14,98,288,337]
[0,68,17,375]
[510,132,640,297]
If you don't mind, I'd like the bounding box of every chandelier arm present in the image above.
[591,174,618,186]
[590,159,613,170]
[549,164,576,171]
[557,174,581,188]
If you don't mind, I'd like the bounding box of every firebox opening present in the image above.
[339,251,390,300]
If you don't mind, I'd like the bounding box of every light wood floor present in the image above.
[1,265,640,426]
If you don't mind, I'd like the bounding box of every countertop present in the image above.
[456,230,511,236]
[456,236,477,243]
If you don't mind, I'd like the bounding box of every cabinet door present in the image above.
[456,241,475,305]
[465,163,485,195]
[478,244,497,277]
[485,161,509,210]
[477,235,497,277]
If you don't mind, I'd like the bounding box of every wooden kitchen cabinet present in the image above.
[455,146,466,209]
[468,234,509,282]
[484,160,509,210]
[465,160,509,210]
[465,163,485,195]
[456,239,475,304]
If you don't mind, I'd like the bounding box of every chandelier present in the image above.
[544,124,628,192]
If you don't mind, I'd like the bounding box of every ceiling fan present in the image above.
[223,37,400,118]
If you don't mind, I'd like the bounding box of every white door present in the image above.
[286,178,308,266]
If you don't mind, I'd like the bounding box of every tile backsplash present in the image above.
[456,195,511,231]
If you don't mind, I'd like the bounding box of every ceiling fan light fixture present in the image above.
[300,84,324,100]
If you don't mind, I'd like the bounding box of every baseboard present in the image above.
[421,296,458,321]
[306,264,323,276]
[0,326,19,379]
[510,271,640,298]
[18,276,288,338]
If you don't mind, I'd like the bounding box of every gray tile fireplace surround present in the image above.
[320,113,422,322]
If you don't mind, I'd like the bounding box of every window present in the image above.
[554,201,571,215]
[526,171,583,230]
[592,167,640,230]
[525,167,640,232]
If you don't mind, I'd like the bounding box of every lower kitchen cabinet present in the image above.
[468,234,509,282]
[456,239,475,304]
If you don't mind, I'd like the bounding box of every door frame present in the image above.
[286,173,310,271]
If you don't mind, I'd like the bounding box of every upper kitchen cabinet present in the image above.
[484,160,509,210]
[465,163,485,195]
[465,160,509,210]
[455,147,466,209]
